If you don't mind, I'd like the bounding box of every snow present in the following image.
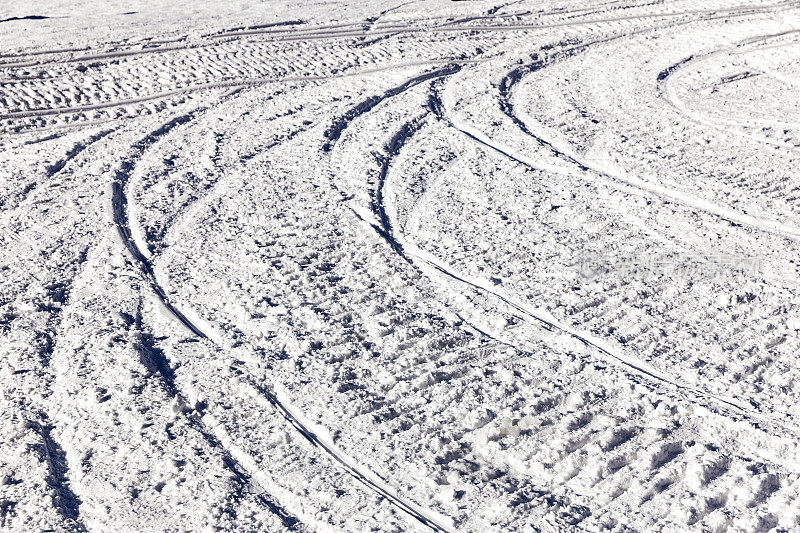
[2,0,800,531]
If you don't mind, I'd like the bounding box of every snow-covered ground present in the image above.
[2,0,800,531]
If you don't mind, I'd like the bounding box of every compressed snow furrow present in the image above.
[101,109,320,529]
[110,101,455,531]
[327,66,800,528]
[6,3,800,531]
[249,380,456,532]
[435,108,800,424]
[658,28,800,150]
[0,61,479,133]
[326,52,787,523]
[1,1,788,132]
[471,17,800,418]
[461,34,800,240]
[0,130,139,532]
[364,88,759,421]
[398,89,800,523]
[2,125,282,530]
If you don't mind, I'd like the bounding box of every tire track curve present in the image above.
[657,28,800,150]
[5,2,792,135]
[424,24,800,434]
[435,88,800,423]
[111,98,456,533]
[1,59,480,132]
[492,30,800,240]
[109,107,307,531]
[331,58,800,441]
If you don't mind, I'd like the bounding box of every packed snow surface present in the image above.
[2,0,800,531]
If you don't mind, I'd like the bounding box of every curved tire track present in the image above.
[5,1,795,69]
[437,86,800,425]
[108,108,308,531]
[493,29,800,240]
[111,95,456,533]
[327,51,800,439]
[657,28,800,150]
[4,0,795,134]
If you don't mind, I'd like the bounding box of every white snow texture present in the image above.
[2,0,800,531]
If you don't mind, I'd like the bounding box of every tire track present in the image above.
[111,92,456,533]
[0,59,479,131]
[133,91,318,263]
[8,1,792,67]
[323,63,462,151]
[387,94,754,407]
[3,129,114,215]
[419,18,800,436]
[657,28,800,150]
[2,134,108,529]
[434,89,800,420]
[490,29,800,240]
[323,60,793,528]
[43,130,114,176]
[326,77,747,528]
[13,6,798,529]
[3,1,792,72]
[4,2,790,134]
[322,61,565,399]
[131,307,305,531]
[330,57,800,440]
[108,106,308,531]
